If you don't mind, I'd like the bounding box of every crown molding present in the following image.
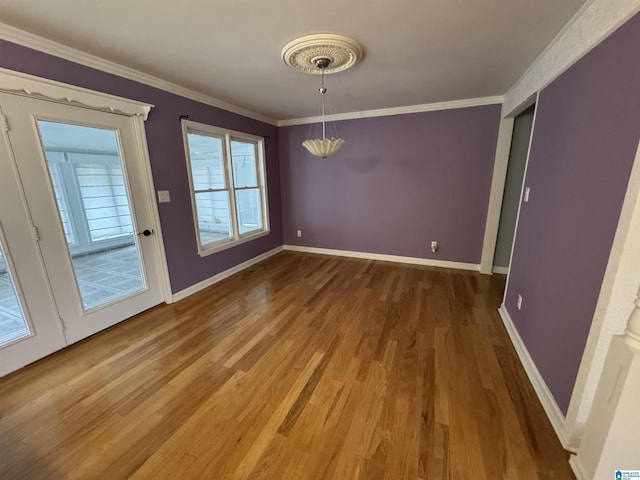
[0,22,278,126]
[503,0,640,117]
[278,95,504,126]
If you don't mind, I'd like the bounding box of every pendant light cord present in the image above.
[320,67,326,139]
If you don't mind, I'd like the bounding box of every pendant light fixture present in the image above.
[302,57,344,158]
[281,34,364,158]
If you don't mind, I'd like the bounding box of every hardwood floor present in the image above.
[0,252,574,479]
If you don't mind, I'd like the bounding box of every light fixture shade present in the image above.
[302,138,345,158]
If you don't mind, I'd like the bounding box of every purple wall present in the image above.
[280,106,501,263]
[0,40,283,293]
[504,12,640,414]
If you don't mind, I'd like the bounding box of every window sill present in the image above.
[197,229,271,257]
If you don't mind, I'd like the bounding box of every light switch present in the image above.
[517,294,523,310]
[157,190,171,203]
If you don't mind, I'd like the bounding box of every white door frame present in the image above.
[479,94,538,275]
[479,116,514,274]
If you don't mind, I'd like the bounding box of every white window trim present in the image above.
[181,119,270,257]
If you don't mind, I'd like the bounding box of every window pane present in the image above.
[187,132,226,190]
[195,191,232,245]
[235,188,262,235]
[231,140,258,188]
[0,242,30,346]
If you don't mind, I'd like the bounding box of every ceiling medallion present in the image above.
[281,33,364,75]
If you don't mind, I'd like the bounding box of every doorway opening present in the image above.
[493,104,536,274]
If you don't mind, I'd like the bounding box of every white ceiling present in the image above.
[0,0,587,121]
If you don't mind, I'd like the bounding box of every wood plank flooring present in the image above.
[0,251,574,479]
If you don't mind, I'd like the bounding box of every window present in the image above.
[182,120,269,255]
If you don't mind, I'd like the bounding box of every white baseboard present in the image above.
[283,245,479,271]
[498,304,570,450]
[169,246,283,303]
[569,455,587,480]
[492,266,509,274]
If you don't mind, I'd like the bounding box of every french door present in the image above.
[0,120,67,375]
[0,88,165,373]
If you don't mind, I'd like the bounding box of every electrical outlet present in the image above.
[430,241,438,253]
[296,230,302,238]
[517,294,523,310]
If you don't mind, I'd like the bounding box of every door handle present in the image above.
[138,229,153,237]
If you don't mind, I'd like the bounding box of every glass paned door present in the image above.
[0,100,67,376]
[0,92,164,346]
[0,237,30,346]
[37,121,146,310]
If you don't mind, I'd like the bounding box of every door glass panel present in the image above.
[37,121,146,311]
[0,241,30,346]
